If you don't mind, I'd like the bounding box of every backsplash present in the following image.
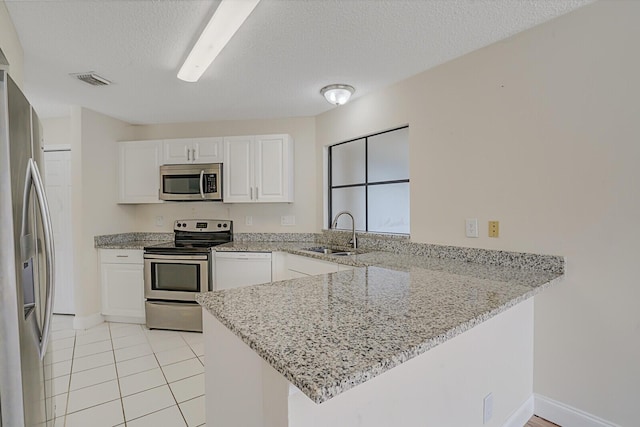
[95,230,564,274]
[317,230,564,274]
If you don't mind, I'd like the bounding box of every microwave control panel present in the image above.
[204,173,217,193]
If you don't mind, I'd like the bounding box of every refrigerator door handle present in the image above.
[21,158,56,360]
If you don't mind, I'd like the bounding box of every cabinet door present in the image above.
[100,261,144,319]
[193,137,223,164]
[255,134,294,203]
[223,136,254,203]
[119,140,164,203]
[163,139,192,164]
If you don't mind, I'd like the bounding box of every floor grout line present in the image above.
[59,332,75,426]
[54,317,205,426]
[153,348,189,426]
[109,323,128,427]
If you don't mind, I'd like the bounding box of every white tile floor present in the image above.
[47,315,206,427]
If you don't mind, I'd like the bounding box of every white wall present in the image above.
[316,1,640,425]
[0,1,23,87]
[41,116,71,148]
[71,107,136,324]
[130,117,316,233]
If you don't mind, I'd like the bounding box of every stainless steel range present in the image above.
[143,219,232,332]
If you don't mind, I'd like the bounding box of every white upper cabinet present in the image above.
[118,140,164,204]
[223,134,294,203]
[223,135,254,202]
[163,137,223,164]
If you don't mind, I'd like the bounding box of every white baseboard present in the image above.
[103,314,145,325]
[73,312,104,330]
[534,394,621,427]
[502,395,534,427]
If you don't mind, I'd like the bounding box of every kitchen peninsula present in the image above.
[197,236,563,427]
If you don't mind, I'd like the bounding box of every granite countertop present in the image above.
[94,232,174,250]
[95,240,162,250]
[197,242,562,404]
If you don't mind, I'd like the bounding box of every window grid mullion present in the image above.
[328,146,332,229]
[365,136,369,232]
[329,125,410,234]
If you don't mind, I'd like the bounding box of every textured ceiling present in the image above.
[6,0,594,125]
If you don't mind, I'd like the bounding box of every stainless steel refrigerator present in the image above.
[0,65,56,425]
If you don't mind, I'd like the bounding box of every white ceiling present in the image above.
[6,0,594,125]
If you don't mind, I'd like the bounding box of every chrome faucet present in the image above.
[331,211,357,249]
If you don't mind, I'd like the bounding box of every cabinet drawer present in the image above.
[99,249,143,264]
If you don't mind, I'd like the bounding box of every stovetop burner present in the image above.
[144,219,233,254]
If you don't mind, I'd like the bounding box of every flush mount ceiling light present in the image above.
[178,0,261,83]
[320,84,355,106]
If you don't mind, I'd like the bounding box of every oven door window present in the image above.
[151,262,200,292]
[163,175,201,195]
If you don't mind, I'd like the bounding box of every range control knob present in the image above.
[217,223,222,228]
[223,224,228,228]
[177,223,182,227]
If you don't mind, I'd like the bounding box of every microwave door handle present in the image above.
[21,159,56,360]
[199,170,205,199]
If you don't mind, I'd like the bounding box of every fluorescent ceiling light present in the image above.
[178,0,261,82]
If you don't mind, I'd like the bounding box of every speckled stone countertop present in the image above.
[94,232,173,249]
[198,241,563,404]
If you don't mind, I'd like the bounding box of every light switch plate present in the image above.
[465,218,479,238]
[281,215,295,226]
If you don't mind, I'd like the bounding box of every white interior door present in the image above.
[44,149,75,314]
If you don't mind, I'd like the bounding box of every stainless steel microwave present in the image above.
[159,163,222,201]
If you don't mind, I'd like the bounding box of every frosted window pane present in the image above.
[368,128,409,182]
[368,183,410,234]
[331,139,365,186]
[331,187,366,231]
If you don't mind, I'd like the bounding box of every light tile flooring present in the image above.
[47,315,206,427]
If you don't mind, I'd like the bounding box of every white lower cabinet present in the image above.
[286,254,339,277]
[214,252,272,290]
[272,252,347,281]
[99,249,145,323]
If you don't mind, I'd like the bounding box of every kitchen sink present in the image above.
[302,246,364,256]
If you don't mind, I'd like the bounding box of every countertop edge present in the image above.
[197,272,562,404]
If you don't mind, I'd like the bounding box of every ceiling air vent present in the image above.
[70,72,111,86]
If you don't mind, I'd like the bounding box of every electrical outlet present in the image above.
[245,216,253,226]
[488,221,499,238]
[465,218,479,238]
[155,215,164,227]
[281,215,296,226]
[483,392,493,424]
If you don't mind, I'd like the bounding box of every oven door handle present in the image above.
[199,170,205,199]
[144,253,209,261]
